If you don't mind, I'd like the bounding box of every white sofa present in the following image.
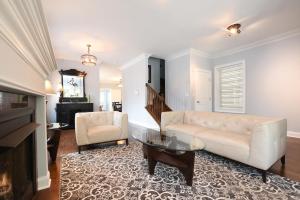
[161,111,287,182]
[75,111,128,153]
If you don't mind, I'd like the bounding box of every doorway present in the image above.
[148,57,165,97]
[193,69,212,111]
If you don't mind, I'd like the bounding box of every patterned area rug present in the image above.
[60,142,300,199]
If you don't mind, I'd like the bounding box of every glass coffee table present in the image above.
[132,128,205,186]
[47,123,68,162]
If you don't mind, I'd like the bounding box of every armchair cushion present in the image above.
[87,125,122,143]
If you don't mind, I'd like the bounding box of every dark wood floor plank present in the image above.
[35,130,300,200]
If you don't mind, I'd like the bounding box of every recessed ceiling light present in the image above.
[227,23,241,36]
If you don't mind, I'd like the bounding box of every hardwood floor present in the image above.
[35,130,300,200]
[35,129,77,200]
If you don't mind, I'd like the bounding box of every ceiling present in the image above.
[99,63,121,84]
[42,0,300,65]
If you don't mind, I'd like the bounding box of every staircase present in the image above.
[145,83,172,125]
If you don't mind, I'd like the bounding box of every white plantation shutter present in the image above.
[214,61,245,113]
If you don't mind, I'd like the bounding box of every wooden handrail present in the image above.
[145,83,171,124]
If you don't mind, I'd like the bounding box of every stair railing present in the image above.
[146,83,171,123]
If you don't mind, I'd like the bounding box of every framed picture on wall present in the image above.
[59,69,87,102]
[62,75,84,98]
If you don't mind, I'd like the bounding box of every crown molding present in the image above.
[190,48,210,58]
[212,28,300,59]
[0,0,57,79]
[120,53,151,70]
[0,77,45,96]
[165,49,190,62]
[166,48,210,62]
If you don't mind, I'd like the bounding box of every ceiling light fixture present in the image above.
[81,44,97,66]
[227,23,241,36]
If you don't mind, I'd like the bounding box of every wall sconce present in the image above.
[45,80,56,95]
[57,83,63,93]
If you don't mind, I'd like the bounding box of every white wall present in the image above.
[47,59,100,122]
[148,57,161,92]
[165,50,212,111]
[213,34,300,132]
[122,56,159,129]
[165,54,191,110]
[0,37,50,190]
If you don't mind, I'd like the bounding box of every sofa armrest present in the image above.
[161,111,185,131]
[75,114,90,146]
[249,119,287,170]
[113,112,128,139]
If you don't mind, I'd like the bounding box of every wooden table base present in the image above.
[143,144,195,186]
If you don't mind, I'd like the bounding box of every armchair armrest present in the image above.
[113,111,128,139]
[161,111,185,131]
[249,118,287,170]
[75,113,90,145]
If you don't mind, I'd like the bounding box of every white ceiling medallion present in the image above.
[81,44,97,66]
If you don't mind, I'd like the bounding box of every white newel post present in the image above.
[35,95,51,190]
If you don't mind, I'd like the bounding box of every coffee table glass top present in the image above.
[132,128,205,152]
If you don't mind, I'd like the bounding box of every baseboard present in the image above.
[37,171,51,190]
[129,120,160,131]
[287,131,300,139]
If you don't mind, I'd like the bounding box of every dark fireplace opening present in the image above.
[0,135,34,200]
[0,90,38,200]
[0,153,12,200]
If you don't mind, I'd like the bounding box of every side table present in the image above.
[47,123,68,162]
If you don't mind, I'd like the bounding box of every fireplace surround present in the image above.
[0,91,38,200]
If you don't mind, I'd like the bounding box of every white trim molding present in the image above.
[166,49,190,62]
[0,77,45,96]
[37,171,51,190]
[190,48,210,58]
[120,53,151,70]
[287,131,300,139]
[213,28,300,58]
[0,0,57,79]
[166,48,209,62]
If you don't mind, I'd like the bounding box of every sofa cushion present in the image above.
[87,125,121,143]
[184,111,273,135]
[165,124,209,135]
[166,124,250,163]
[194,129,251,163]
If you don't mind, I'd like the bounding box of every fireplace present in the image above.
[0,91,38,200]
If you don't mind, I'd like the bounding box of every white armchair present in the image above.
[75,111,128,153]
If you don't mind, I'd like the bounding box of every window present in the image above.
[214,61,246,113]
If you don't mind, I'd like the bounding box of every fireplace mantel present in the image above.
[0,123,39,148]
[0,108,40,147]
